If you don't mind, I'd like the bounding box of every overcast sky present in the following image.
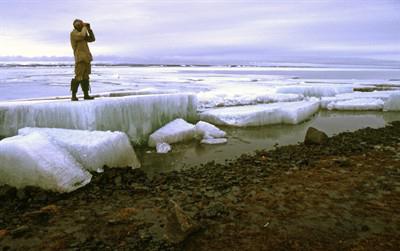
[0,0,399,63]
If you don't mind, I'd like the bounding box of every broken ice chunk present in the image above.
[0,132,92,192]
[18,127,140,171]
[148,118,195,147]
[195,121,226,139]
[156,142,172,153]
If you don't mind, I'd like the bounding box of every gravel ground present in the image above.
[1,121,400,251]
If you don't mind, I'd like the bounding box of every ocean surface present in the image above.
[1,63,400,101]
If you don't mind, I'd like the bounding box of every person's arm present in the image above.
[86,27,95,42]
[71,26,88,41]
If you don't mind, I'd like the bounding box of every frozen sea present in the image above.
[1,63,400,173]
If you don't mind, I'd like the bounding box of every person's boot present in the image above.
[81,79,95,100]
[70,78,80,101]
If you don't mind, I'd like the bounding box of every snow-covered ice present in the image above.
[276,85,353,97]
[195,121,226,139]
[384,93,400,111]
[0,132,92,192]
[0,93,197,145]
[327,98,384,111]
[197,87,303,109]
[18,127,140,172]
[148,118,196,147]
[200,99,320,127]
[321,90,400,110]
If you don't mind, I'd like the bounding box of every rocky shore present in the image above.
[1,121,400,251]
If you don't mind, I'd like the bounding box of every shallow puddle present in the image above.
[137,111,400,175]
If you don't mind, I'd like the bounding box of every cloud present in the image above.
[0,0,399,63]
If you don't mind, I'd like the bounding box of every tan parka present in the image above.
[70,26,95,63]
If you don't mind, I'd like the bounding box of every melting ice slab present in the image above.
[327,98,384,111]
[384,93,400,111]
[0,94,197,145]
[148,118,196,147]
[276,85,353,97]
[321,90,400,111]
[18,127,140,172]
[0,132,92,192]
[200,99,320,127]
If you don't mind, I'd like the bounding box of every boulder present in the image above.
[304,127,328,145]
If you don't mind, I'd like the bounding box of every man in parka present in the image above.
[70,19,95,101]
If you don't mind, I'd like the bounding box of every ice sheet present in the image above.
[321,90,400,109]
[0,132,92,192]
[383,93,400,111]
[199,99,320,127]
[327,98,384,111]
[148,118,196,147]
[0,93,198,145]
[18,127,140,172]
[197,87,303,109]
[276,85,353,97]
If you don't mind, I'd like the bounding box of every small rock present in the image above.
[361,225,370,232]
[114,176,122,186]
[333,157,351,167]
[0,185,16,199]
[202,202,228,218]
[165,200,200,244]
[11,225,30,238]
[304,127,328,145]
[0,229,8,239]
[16,189,27,200]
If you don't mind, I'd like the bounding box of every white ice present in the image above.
[197,86,303,110]
[199,99,320,127]
[156,142,172,153]
[195,121,226,139]
[384,93,400,111]
[148,118,196,147]
[276,85,353,97]
[18,127,140,172]
[0,93,198,145]
[0,132,92,192]
[201,138,228,145]
[327,98,384,111]
[321,90,400,110]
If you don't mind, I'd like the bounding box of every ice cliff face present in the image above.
[0,94,198,145]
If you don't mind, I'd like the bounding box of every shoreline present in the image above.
[1,121,400,250]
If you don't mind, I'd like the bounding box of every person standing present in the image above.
[70,19,95,101]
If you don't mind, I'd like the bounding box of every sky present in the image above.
[0,0,399,64]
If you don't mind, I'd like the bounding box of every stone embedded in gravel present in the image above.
[0,185,16,199]
[304,127,328,145]
[165,200,200,244]
[11,225,30,238]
